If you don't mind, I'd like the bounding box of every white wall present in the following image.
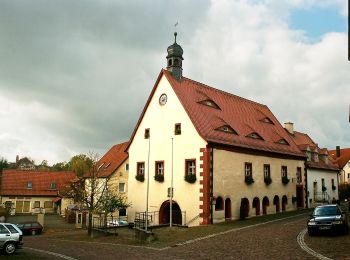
[128,74,207,226]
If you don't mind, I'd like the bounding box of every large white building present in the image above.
[126,34,306,226]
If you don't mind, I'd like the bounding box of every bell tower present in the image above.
[166,32,184,81]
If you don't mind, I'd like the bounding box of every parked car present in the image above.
[0,223,23,255]
[107,220,128,227]
[16,222,43,235]
[307,204,349,236]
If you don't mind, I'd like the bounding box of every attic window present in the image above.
[276,138,289,145]
[216,125,238,135]
[50,183,57,190]
[261,117,274,125]
[27,182,32,189]
[246,132,264,140]
[144,128,150,139]
[198,99,220,110]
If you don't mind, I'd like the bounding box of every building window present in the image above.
[348,173,350,179]
[215,125,238,135]
[185,159,196,176]
[144,128,150,139]
[263,164,270,178]
[119,183,125,193]
[215,196,224,211]
[155,161,164,176]
[246,132,264,140]
[245,163,253,177]
[50,183,57,190]
[33,201,40,208]
[137,162,145,175]
[175,123,181,135]
[198,99,221,110]
[44,201,53,209]
[119,208,127,216]
[281,166,288,178]
[296,167,302,183]
[27,182,32,189]
[125,163,129,171]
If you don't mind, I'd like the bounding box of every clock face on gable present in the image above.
[159,93,167,105]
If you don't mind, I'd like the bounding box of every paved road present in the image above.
[5,214,350,259]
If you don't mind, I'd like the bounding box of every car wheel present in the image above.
[31,230,37,235]
[4,242,16,255]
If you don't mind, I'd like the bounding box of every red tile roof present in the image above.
[289,131,338,171]
[0,170,76,197]
[97,142,129,178]
[329,148,350,168]
[127,70,305,157]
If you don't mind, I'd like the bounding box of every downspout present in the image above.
[210,145,214,224]
[304,164,308,209]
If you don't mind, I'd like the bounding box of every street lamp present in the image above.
[145,136,151,232]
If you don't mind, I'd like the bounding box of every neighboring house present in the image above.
[127,35,306,227]
[286,124,339,207]
[95,141,129,217]
[0,169,76,215]
[329,147,350,184]
[16,156,36,170]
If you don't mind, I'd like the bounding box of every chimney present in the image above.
[336,146,341,157]
[16,155,19,164]
[284,122,294,134]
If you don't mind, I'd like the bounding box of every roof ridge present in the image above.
[182,76,268,108]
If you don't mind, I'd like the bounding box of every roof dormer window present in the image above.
[216,125,238,135]
[276,138,289,145]
[260,117,274,125]
[198,99,221,110]
[246,132,264,140]
[27,182,32,189]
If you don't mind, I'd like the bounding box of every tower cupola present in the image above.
[166,32,184,81]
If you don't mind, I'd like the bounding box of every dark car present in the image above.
[307,204,348,236]
[16,222,43,235]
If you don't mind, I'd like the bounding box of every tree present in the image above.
[52,161,69,171]
[0,157,9,172]
[63,153,129,236]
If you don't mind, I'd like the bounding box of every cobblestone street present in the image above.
[5,213,349,259]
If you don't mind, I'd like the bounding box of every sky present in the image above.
[0,0,349,165]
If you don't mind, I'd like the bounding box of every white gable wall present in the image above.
[128,74,207,226]
[307,168,339,207]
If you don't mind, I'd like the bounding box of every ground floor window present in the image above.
[44,201,53,209]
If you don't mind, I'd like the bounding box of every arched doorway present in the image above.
[262,196,269,215]
[240,198,249,219]
[252,197,260,216]
[159,200,182,225]
[273,195,280,213]
[282,195,288,212]
[225,198,231,219]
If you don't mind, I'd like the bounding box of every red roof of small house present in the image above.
[97,142,129,178]
[329,148,350,168]
[127,70,304,158]
[0,170,76,197]
[289,132,338,171]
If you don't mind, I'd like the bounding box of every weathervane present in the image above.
[174,21,178,43]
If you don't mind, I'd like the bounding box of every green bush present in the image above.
[282,176,290,185]
[135,174,145,182]
[154,174,164,182]
[245,175,254,185]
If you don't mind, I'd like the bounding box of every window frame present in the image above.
[175,123,181,135]
[281,166,288,178]
[245,162,253,177]
[119,183,126,193]
[263,164,270,178]
[144,128,150,139]
[185,159,196,176]
[50,182,57,190]
[137,162,145,176]
[296,167,302,183]
[155,161,164,176]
